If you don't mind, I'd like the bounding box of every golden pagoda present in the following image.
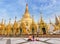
[20,4,32,34]
[55,15,59,25]
[13,17,19,36]
[53,15,59,31]
[30,15,37,34]
[0,19,5,35]
[38,14,48,34]
[20,21,29,34]
[6,18,12,36]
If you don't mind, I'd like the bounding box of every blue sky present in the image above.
[0,0,60,24]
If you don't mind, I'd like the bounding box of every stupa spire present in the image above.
[41,15,43,21]
[32,15,34,23]
[1,18,4,24]
[55,15,59,25]
[49,18,52,24]
[15,16,17,22]
[9,18,11,24]
[25,4,28,13]
[58,16,60,23]
[23,3,30,18]
[40,12,44,23]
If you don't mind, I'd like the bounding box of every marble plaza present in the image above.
[0,37,60,44]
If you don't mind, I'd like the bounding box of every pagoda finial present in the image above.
[40,13,43,22]
[25,3,28,13]
[49,18,52,24]
[26,3,28,6]
[9,18,11,24]
[32,15,34,23]
[1,18,4,24]
[15,16,17,22]
[39,12,44,23]
[32,15,35,25]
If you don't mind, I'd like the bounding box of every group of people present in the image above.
[28,35,39,41]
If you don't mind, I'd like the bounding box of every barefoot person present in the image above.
[28,35,32,41]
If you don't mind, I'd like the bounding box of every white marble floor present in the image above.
[0,37,60,44]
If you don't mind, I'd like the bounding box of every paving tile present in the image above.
[0,38,60,44]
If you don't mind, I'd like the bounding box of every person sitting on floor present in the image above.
[28,35,32,41]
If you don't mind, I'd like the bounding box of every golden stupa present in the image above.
[20,4,33,34]
[38,15,48,34]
